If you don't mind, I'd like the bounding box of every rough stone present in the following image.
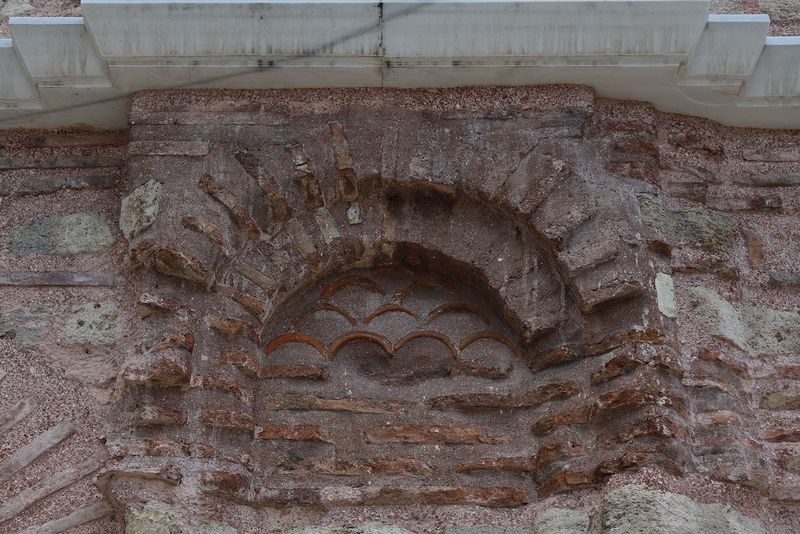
[65,301,121,343]
[0,0,34,20]
[125,504,176,534]
[655,272,677,318]
[125,502,237,534]
[690,287,800,356]
[533,508,590,534]
[443,527,532,534]
[602,484,765,534]
[120,179,163,240]
[9,212,115,255]
[0,173,119,196]
[637,194,733,253]
[286,525,415,534]
[0,306,48,346]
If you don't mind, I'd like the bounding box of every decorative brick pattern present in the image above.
[2,87,799,532]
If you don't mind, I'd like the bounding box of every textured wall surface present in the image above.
[0,86,799,533]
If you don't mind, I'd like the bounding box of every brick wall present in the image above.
[0,87,798,533]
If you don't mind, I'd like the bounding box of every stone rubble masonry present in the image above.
[0,88,799,533]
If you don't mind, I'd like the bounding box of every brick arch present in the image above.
[106,89,687,512]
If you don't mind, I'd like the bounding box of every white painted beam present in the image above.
[683,14,769,82]
[0,40,39,104]
[9,17,110,84]
[744,36,800,100]
[80,0,382,60]
[383,0,710,64]
[0,2,799,129]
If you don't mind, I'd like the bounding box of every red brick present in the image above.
[154,247,213,288]
[262,394,408,414]
[365,425,508,445]
[198,173,261,239]
[537,469,596,496]
[596,414,687,449]
[296,458,433,476]
[199,410,254,432]
[190,374,253,404]
[427,383,579,412]
[254,425,332,443]
[200,469,249,499]
[259,365,328,380]
[151,332,194,352]
[360,486,526,508]
[219,351,259,378]
[132,405,187,427]
[593,387,686,418]
[122,354,191,387]
[457,457,536,474]
[532,406,590,436]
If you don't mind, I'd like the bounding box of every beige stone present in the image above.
[602,485,765,534]
[690,287,800,356]
[534,508,590,534]
[120,179,163,240]
[655,272,677,318]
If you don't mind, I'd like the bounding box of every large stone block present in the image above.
[534,508,590,534]
[637,194,733,253]
[690,287,800,356]
[288,526,416,534]
[602,485,765,534]
[65,301,121,344]
[9,212,115,255]
[119,179,163,240]
[0,305,48,346]
[125,502,236,534]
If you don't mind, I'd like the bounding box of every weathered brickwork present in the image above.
[0,87,799,532]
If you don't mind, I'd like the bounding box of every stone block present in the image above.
[9,212,115,255]
[125,502,236,534]
[443,527,532,534]
[0,173,118,196]
[534,508,590,534]
[65,301,121,343]
[637,193,733,253]
[690,287,800,356]
[655,273,677,318]
[286,525,415,534]
[601,484,765,533]
[120,179,163,240]
[0,306,48,346]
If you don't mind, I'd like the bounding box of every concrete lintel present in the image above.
[0,2,799,129]
[9,17,110,83]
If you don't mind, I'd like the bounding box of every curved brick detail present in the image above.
[102,87,690,515]
[3,85,800,531]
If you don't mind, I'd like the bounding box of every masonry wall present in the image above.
[0,87,798,533]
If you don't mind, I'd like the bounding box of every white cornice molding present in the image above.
[1,1,798,129]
